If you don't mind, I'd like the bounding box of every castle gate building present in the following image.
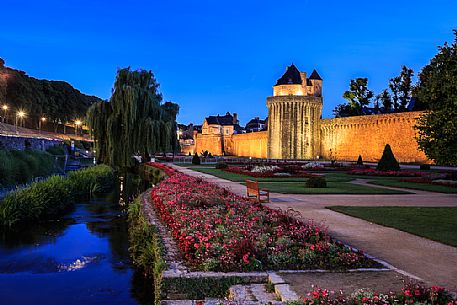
[267,64,323,159]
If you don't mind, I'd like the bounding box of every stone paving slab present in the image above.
[169,164,457,291]
[281,270,418,298]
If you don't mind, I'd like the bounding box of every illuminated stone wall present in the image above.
[229,131,268,158]
[267,96,322,159]
[320,111,428,163]
[195,133,223,155]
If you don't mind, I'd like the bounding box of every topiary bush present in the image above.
[215,162,228,169]
[192,153,201,165]
[377,144,400,171]
[306,176,327,188]
[356,155,364,167]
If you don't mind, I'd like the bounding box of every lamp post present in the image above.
[75,120,82,136]
[39,117,46,134]
[15,111,25,134]
[2,105,8,123]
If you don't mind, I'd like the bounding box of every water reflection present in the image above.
[0,172,153,305]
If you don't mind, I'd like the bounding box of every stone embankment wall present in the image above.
[320,111,428,163]
[229,131,268,158]
[0,135,62,151]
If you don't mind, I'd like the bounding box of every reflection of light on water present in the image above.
[58,256,98,272]
[118,176,125,206]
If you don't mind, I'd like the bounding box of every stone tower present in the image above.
[267,64,323,159]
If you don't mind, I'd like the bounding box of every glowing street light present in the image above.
[1,105,8,123]
[15,110,26,133]
[39,117,46,134]
[75,119,82,135]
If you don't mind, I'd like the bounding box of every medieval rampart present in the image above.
[320,111,428,163]
[229,131,268,158]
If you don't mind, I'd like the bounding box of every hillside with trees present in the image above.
[0,58,102,131]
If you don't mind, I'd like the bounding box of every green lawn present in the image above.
[369,179,457,193]
[328,206,457,247]
[252,181,407,194]
[174,163,216,167]
[192,168,309,182]
[192,168,408,194]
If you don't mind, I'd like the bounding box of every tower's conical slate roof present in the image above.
[275,64,302,85]
[309,69,322,80]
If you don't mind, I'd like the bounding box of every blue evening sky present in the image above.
[1,0,456,125]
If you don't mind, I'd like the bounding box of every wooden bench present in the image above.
[245,180,270,203]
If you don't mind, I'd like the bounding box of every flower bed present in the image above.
[300,283,456,305]
[147,162,379,272]
[348,168,423,177]
[223,165,316,178]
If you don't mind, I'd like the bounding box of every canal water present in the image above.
[0,174,154,305]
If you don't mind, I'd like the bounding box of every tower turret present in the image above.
[267,64,323,159]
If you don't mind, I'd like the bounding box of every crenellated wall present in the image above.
[320,111,428,163]
[229,131,268,158]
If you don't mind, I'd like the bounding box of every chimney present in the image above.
[233,113,238,124]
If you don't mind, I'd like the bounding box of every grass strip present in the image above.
[328,206,457,246]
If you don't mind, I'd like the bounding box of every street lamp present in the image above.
[2,105,8,123]
[39,117,46,134]
[75,119,82,135]
[15,110,26,134]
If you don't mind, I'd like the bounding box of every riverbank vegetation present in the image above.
[128,196,166,305]
[0,149,57,187]
[0,164,114,227]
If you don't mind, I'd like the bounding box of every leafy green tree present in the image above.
[398,66,414,110]
[332,103,354,118]
[415,30,457,166]
[388,65,414,112]
[87,68,179,168]
[376,89,392,113]
[339,78,373,116]
[388,76,401,111]
[377,144,400,171]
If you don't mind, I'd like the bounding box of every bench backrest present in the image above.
[246,180,259,195]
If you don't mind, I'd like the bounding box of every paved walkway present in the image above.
[170,164,457,291]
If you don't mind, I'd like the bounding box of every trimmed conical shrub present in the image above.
[377,144,400,171]
[192,152,201,165]
[356,155,364,167]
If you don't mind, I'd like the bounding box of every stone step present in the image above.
[229,284,282,304]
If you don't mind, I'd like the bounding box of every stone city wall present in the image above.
[320,111,428,163]
[195,133,224,156]
[229,131,268,158]
[0,135,62,151]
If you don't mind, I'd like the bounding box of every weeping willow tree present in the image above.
[87,68,179,168]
